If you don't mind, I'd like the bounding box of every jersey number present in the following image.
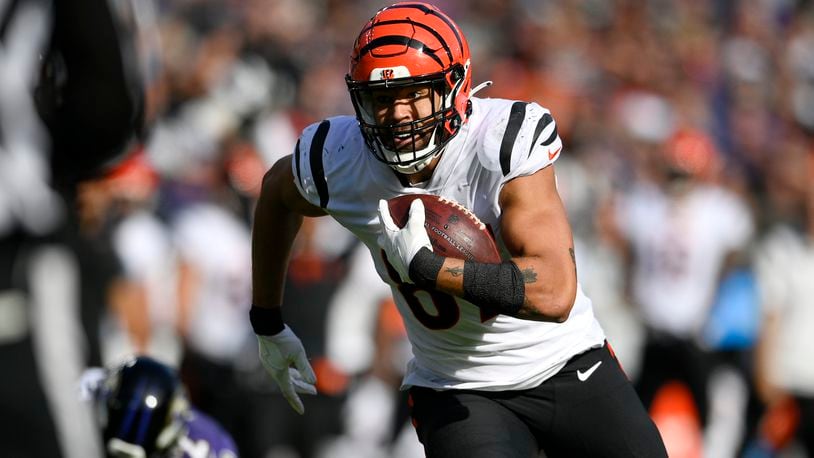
[380,251,499,330]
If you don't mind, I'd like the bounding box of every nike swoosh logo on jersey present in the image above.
[548,146,561,160]
[577,361,602,382]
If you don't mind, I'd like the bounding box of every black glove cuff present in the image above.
[409,247,445,289]
[250,305,285,336]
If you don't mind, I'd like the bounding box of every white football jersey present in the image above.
[616,183,754,337]
[754,225,814,395]
[173,203,253,362]
[292,97,605,391]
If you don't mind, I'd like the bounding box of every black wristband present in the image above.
[462,260,525,316]
[249,305,285,336]
[409,247,445,289]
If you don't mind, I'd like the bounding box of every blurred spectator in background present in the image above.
[751,141,814,456]
[105,150,183,367]
[80,355,238,458]
[72,173,127,368]
[166,154,256,456]
[610,123,756,455]
[0,0,143,456]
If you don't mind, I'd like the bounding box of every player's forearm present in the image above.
[251,173,303,309]
[506,256,576,322]
[417,251,575,322]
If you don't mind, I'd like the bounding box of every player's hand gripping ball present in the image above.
[386,194,501,264]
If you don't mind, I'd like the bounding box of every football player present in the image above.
[250,2,667,456]
[82,356,238,458]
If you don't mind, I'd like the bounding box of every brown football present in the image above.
[387,194,501,263]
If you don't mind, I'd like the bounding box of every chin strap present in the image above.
[388,123,443,174]
[393,148,443,175]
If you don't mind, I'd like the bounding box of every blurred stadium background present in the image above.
[2,0,814,457]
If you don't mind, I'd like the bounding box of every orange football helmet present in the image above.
[346,2,472,173]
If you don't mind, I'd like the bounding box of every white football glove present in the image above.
[377,198,432,283]
[256,325,317,415]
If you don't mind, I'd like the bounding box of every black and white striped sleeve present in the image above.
[487,101,563,184]
[291,119,331,209]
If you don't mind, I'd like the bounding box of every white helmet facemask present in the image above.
[347,61,471,175]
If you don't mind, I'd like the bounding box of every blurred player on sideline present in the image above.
[80,355,238,458]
